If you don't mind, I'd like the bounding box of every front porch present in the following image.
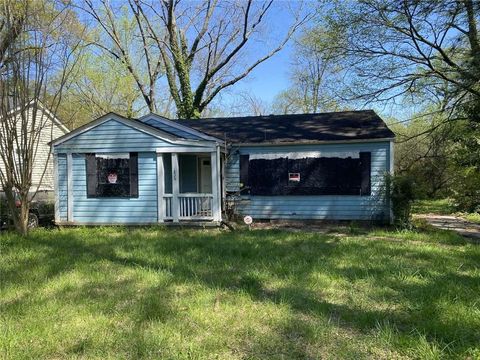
[156,147,222,223]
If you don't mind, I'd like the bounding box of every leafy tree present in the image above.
[58,52,146,128]
[272,25,346,114]
[308,0,480,210]
[390,112,454,199]
[80,0,310,118]
[0,0,82,235]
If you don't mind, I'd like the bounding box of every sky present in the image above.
[212,3,301,109]
[79,1,412,121]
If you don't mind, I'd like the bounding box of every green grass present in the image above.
[461,212,480,224]
[1,226,479,359]
[412,199,480,224]
[412,199,456,215]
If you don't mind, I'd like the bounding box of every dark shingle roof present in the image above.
[174,110,395,144]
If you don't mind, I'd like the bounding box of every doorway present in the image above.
[198,157,212,193]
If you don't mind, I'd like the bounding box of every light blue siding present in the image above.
[226,142,391,221]
[54,114,391,223]
[57,154,68,221]
[71,152,157,224]
[55,119,179,153]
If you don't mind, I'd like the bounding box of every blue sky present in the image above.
[237,42,294,103]
[215,2,301,106]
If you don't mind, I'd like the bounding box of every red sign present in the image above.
[107,172,118,184]
[289,173,300,182]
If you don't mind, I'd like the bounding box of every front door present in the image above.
[199,157,212,193]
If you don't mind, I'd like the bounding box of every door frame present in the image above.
[197,155,212,194]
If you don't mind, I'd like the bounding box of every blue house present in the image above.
[52,111,395,225]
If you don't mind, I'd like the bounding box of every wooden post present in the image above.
[157,153,165,222]
[172,152,180,222]
[67,152,73,222]
[53,153,59,223]
[211,148,221,222]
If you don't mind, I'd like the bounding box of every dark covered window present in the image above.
[240,152,371,196]
[86,153,138,198]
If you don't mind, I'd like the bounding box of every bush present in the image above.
[387,174,416,228]
[451,166,480,213]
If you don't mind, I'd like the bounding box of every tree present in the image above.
[0,0,82,235]
[273,26,345,115]
[390,112,454,199]
[81,0,309,118]
[322,0,480,109]
[58,51,147,128]
[313,0,480,210]
[228,91,270,116]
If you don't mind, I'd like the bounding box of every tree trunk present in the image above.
[3,187,29,236]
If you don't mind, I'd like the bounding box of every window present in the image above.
[240,152,371,196]
[86,153,138,198]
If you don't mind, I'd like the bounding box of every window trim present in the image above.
[242,151,371,197]
[86,152,139,199]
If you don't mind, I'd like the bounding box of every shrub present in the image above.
[387,174,416,228]
[451,166,480,213]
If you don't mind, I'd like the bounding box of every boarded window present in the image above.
[86,153,139,198]
[246,152,371,196]
[239,154,249,195]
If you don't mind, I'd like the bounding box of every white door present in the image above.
[199,157,212,193]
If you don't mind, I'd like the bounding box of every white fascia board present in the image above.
[232,137,396,147]
[155,146,216,153]
[1,99,70,134]
[249,151,360,160]
[33,101,70,133]
[141,113,223,142]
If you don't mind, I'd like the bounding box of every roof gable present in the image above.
[52,113,216,148]
[4,100,69,134]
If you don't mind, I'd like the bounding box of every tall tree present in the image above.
[321,0,480,110]
[81,0,309,118]
[312,0,480,209]
[58,51,147,128]
[0,0,82,234]
[273,26,345,115]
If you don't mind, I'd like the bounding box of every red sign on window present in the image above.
[107,172,118,184]
[289,173,300,182]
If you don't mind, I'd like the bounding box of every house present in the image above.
[51,111,395,225]
[0,101,69,197]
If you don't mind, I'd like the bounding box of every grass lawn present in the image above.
[412,199,480,225]
[1,226,479,359]
[462,213,480,224]
[412,199,457,215]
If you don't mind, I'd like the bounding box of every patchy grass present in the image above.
[412,199,456,215]
[1,226,479,359]
[461,212,480,224]
[412,199,480,225]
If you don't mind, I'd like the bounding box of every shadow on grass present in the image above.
[2,227,480,357]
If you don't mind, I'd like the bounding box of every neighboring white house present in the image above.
[0,101,68,193]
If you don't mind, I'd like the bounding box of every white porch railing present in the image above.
[163,194,173,218]
[163,193,213,220]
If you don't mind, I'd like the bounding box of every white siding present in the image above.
[0,105,67,192]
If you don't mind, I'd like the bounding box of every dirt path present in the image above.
[415,214,480,240]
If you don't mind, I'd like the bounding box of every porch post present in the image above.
[53,153,60,223]
[66,152,73,222]
[157,153,165,222]
[211,147,221,222]
[171,152,180,222]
